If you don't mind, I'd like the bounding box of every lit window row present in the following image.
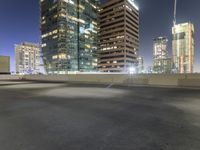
[52,54,67,60]
[42,29,58,38]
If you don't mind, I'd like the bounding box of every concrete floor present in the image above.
[0,81,200,150]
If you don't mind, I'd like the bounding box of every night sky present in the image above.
[0,0,200,72]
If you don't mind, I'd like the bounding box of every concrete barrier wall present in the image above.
[178,79,200,87]
[23,74,130,84]
[177,74,200,87]
[0,75,22,80]
[2,74,200,88]
[23,75,69,82]
[22,74,184,86]
[148,74,185,86]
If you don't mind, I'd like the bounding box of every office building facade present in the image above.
[40,0,99,74]
[98,0,139,72]
[153,58,172,74]
[15,42,40,74]
[0,56,10,74]
[172,22,194,73]
[153,37,171,73]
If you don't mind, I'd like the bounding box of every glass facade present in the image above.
[172,23,194,73]
[40,0,99,74]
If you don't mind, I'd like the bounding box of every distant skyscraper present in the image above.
[0,56,10,74]
[15,42,40,74]
[153,37,171,73]
[153,37,168,59]
[98,0,139,72]
[40,0,99,74]
[137,56,144,73]
[172,22,194,73]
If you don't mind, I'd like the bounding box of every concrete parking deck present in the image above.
[0,81,200,150]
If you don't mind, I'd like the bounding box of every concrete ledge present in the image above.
[0,75,22,80]
[178,79,200,87]
[1,74,200,88]
[148,74,185,86]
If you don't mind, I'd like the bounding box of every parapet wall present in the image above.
[0,75,22,80]
[1,74,200,87]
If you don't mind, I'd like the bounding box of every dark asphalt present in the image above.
[0,81,200,150]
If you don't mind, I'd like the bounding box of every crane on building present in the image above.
[173,0,177,26]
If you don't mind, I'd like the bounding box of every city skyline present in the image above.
[0,0,200,72]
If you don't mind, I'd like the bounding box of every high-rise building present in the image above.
[0,56,10,74]
[153,37,172,73]
[172,22,194,73]
[98,0,139,72]
[15,42,40,74]
[153,37,168,60]
[40,0,99,74]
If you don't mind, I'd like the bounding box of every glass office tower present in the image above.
[172,23,194,73]
[40,0,99,74]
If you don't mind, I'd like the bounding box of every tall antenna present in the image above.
[173,0,177,26]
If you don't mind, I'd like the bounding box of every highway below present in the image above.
[0,81,200,150]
